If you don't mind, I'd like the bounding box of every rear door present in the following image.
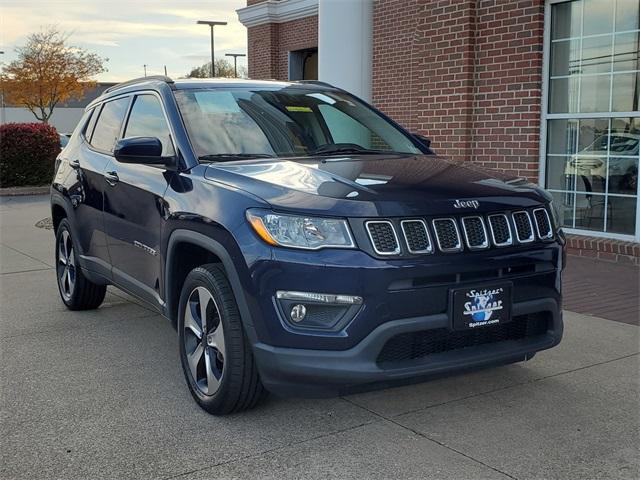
[103,93,175,309]
[72,96,130,278]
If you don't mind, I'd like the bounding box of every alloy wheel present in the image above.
[183,286,225,395]
[57,230,76,301]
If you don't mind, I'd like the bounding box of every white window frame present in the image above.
[539,0,640,241]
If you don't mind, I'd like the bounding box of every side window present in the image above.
[90,97,130,153]
[124,95,175,156]
[83,107,99,141]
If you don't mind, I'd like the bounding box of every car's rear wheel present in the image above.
[55,219,106,310]
[178,264,266,415]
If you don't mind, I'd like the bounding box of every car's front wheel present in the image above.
[178,264,266,415]
[55,219,106,310]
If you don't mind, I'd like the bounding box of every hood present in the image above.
[204,154,549,217]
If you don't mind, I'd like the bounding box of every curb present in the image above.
[0,186,50,197]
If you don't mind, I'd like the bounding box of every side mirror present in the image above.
[412,133,432,149]
[114,137,171,166]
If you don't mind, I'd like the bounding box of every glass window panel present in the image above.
[550,191,577,228]
[608,196,637,234]
[90,97,130,153]
[577,118,611,151]
[546,155,577,190]
[547,119,579,154]
[549,77,580,113]
[611,73,639,111]
[575,157,607,193]
[608,157,639,194]
[616,0,640,32]
[613,32,639,72]
[579,74,612,112]
[581,35,613,74]
[583,0,615,36]
[611,116,640,135]
[551,39,581,76]
[552,1,582,39]
[574,192,607,231]
[124,95,175,156]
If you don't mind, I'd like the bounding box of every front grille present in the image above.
[533,208,553,240]
[461,216,489,249]
[401,220,433,253]
[512,211,534,243]
[366,221,400,255]
[377,313,550,366]
[432,218,462,252]
[488,214,512,246]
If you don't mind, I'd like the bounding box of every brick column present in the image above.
[247,23,280,79]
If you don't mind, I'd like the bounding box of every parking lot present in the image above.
[1,195,638,480]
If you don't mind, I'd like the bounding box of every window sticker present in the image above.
[285,106,313,113]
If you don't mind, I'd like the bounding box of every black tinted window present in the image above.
[124,95,174,156]
[90,97,129,152]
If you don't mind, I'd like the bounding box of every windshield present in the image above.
[173,86,422,160]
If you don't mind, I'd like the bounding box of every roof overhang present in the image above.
[237,0,318,28]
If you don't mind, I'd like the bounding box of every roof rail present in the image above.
[294,80,335,88]
[104,75,174,94]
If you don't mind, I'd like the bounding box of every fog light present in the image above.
[275,290,363,331]
[290,304,307,323]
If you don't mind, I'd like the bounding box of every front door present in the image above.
[103,93,175,309]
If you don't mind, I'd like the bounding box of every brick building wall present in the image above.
[247,16,318,79]
[372,0,544,181]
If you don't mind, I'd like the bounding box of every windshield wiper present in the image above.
[199,153,275,162]
[309,144,390,156]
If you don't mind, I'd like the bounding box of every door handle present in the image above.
[105,170,119,186]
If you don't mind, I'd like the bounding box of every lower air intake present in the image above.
[376,313,549,366]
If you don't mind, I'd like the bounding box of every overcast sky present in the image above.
[0,0,248,82]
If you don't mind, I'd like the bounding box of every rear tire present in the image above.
[55,219,106,310]
[178,263,266,415]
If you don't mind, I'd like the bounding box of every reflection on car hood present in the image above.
[204,153,549,217]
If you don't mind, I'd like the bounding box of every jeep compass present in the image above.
[51,77,564,414]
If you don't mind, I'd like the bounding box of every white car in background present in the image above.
[565,133,638,193]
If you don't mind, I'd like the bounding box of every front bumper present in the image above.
[253,298,563,397]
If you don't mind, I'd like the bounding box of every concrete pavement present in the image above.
[1,195,638,480]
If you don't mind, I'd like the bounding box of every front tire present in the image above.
[178,264,266,415]
[55,219,106,310]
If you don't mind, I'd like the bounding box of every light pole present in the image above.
[225,53,246,78]
[0,51,5,125]
[197,20,227,77]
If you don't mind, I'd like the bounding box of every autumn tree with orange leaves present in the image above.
[0,28,106,123]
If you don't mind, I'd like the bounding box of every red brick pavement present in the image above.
[563,256,639,325]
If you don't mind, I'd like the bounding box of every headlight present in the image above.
[246,209,355,250]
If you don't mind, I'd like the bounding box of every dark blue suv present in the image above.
[51,76,564,414]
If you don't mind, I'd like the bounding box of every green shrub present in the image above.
[0,122,61,188]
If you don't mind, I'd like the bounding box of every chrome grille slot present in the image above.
[400,219,433,254]
[366,221,400,255]
[461,216,489,250]
[533,208,553,240]
[488,214,513,247]
[512,211,534,243]
[432,218,462,252]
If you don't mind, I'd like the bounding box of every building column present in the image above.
[318,0,373,101]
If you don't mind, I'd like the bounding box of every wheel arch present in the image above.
[165,229,256,340]
[50,197,70,233]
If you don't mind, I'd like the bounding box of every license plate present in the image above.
[450,283,512,331]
